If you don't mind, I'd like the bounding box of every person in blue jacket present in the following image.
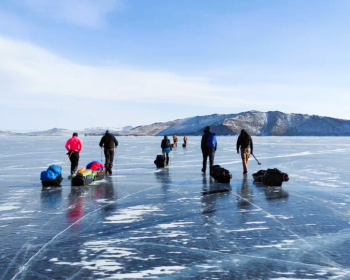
[201,126,217,173]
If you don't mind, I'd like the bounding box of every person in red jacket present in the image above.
[65,132,83,175]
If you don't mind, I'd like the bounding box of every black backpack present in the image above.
[154,155,165,168]
[210,165,232,183]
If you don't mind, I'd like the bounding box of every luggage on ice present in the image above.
[182,143,187,147]
[253,168,289,186]
[93,169,105,181]
[71,168,94,186]
[252,170,266,183]
[41,165,63,187]
[210,165,232,183]
[71,174,94,186]
[154,155,165,168]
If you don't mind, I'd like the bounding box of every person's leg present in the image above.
[241,148,247,173]
[202,150,209,173]
[209,148,215,172]
[69,151,75,175]
[109,150,114,167]
[166,152,169,164]
[109,150,114,174]
[71,152,79,174]
[245,148,250,172]
[104,149,110,171]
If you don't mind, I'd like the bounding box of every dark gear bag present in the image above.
[252,170,266,183]
[154,155,165,168]
[210,165,232,183]
[263,168,284,186]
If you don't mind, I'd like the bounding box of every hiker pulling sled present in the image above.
[99,130,118,175]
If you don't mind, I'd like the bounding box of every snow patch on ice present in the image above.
[104,205,161,224]
[244,221,266,225]
[157,222,194,229]
[108,266,186,279]
[0,204,20,211]
[226,227,269,232]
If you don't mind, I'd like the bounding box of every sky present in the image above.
[1,0,350,131]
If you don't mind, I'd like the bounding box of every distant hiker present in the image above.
[201,126,217,173]
[161,135,172,164]
[237,129,253,174]
[173,135,178,147]
[183,135,187,145]
[99,130,118,175]
[65,132,83,175]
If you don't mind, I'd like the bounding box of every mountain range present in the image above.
[2,111,350,136]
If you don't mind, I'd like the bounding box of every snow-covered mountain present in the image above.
[4,111,350,136]
[121,111,350,136]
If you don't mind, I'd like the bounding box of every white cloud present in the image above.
[0,36,285,109]
[2,35,349,123]
[18,0,123,27]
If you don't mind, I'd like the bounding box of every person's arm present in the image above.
[99,136,104,148]
[215,141,217,152]
[114,136,118,147]
[78,139,83,153]
[250,136,253,154]
[236,135,241,153]
[65,139,70,151]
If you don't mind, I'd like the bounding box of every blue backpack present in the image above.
[206,133,217,148]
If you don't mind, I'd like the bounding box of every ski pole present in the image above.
[251,153,261,165]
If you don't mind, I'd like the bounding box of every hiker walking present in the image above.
[201,126,217,173]
[65,132,83,175]
[161,135,172,165]
[173,135,178,147]
[183,135,187,146]
[99,130,118,175]
[237,129,253,174]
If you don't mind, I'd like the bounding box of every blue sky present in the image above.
[1,0,350,131]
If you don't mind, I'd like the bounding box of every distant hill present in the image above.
[3,111,350,136]
[2,126,133,137]
[0,130,17,136]
[121,111,350,136]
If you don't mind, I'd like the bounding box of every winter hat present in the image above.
[204,126,211,132]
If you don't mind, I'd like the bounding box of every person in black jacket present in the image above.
[99,130,118,175]
[236,129,253,174]
[161,135,172,164]
[201,126,217,173]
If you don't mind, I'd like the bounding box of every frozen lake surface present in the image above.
[1,136,350,279]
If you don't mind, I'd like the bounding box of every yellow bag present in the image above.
[78,169,92,177]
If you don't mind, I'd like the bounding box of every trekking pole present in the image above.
[101,148,103,163]
[251,153,261,165]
